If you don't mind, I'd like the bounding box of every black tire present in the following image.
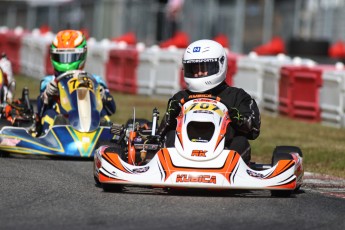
[0,151,10,157]
[94,175,101,187]
[102,183,123,193]
[0,119,12,129]
[271,190,292,198]
[93,159,102,187]
[272,146,302,165]
[270,145,302,198]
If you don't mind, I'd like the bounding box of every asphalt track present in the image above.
[0,154,344,230]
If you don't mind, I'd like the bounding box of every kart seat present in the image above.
[187,121,215,142]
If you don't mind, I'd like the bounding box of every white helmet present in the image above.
[183,39,228,92]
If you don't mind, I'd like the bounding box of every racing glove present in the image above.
[110,123,124,136]
[158,98,181,136]
[229,107,244,126]
[167,99,182,120]
[110,123,125,144]
[45,81,58,96]
[229,107,253,135]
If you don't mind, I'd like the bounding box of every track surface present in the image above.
[0,154,344,230]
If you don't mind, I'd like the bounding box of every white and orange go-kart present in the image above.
[94,96,303,197]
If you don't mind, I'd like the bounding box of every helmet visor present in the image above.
[183,59,219,78]
[51,48,86,63]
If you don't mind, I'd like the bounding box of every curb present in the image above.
[302,172,345,199]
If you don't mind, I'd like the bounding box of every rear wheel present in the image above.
[93,160,102,187]
[270,146,302,197]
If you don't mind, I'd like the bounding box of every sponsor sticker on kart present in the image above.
[246,169,265,179]
[0,138,20,146]
[185,102,224,117]
[175,174,217,184]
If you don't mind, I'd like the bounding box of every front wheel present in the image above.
[270,145,302,197]
[102,183,123,193]
[0,151,10,157]
[94,175,101,187]
[271,190,292,198]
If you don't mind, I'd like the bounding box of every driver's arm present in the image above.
[233,90,261,140]
[158,96,182,137]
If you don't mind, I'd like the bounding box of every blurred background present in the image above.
[1,0,345,58]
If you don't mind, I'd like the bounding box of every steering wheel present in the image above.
[55,70,96,82]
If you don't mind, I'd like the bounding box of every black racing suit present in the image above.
[158,81,261,164]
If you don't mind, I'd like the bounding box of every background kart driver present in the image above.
[159,39,261,164]
[35,30,116,135]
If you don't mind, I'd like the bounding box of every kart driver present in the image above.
[158,39,261,164]
[35,30,116,135]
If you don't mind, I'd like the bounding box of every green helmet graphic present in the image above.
[50,30,87,74]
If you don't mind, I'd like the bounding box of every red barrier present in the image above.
[45,45,54,75]
[328,40,345,59]
[112,32,137,46]
[105,48,138,94]
[4,31,24,74]
[226,52,241,86]
[254,36,286,55]
[213,34,230,49]
[279,65,334,122]
[179,67,186,90]
[159,31,189,49]
[0,33,6,55]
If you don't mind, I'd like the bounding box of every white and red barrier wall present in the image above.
[1,28,345,128]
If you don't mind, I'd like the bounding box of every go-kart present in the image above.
[94,96,304,197]
[0,87,35,128]
[0,70,114,158]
